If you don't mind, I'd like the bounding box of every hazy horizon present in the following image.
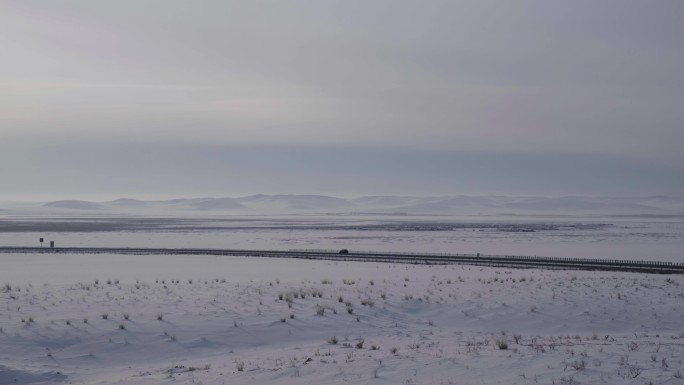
[4,191,684,205]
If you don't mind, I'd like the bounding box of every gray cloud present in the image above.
[1,1,682,198]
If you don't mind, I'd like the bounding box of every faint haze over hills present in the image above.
[1,144,683,202]
[1,1,683,199]
[6,194,683,217]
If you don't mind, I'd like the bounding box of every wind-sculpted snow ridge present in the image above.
[1,254,683,384]
[0,365,67,384]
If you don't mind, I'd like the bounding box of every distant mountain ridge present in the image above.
[36,194,684,215]
[238,194,354,210]
[44,200,107,210]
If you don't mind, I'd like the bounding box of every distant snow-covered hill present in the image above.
[188,197,245,210]
[238,194,355,210]
[28,194,684,216]
[43,200,107,210]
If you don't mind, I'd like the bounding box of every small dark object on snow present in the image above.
[339,249,349,254]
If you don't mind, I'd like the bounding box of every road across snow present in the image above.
[2,246,683,274]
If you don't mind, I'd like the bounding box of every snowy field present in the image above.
[2,253,684,385]
[1,206,684,384]
[1,214,684,262]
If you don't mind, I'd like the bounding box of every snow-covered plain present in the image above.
[2,254,684,385]
[2,198,684,384]
[2,215,684,261]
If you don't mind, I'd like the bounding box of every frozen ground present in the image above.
[2,195,684,262]
[1,215,683,261]
[1,253,684,385]
[1,201,683,384]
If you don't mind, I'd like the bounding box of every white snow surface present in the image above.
[1,199,684,384]
[1,253,684,385]
[2,215,683,261]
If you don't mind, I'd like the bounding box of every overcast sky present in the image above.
[1,0,683,200]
